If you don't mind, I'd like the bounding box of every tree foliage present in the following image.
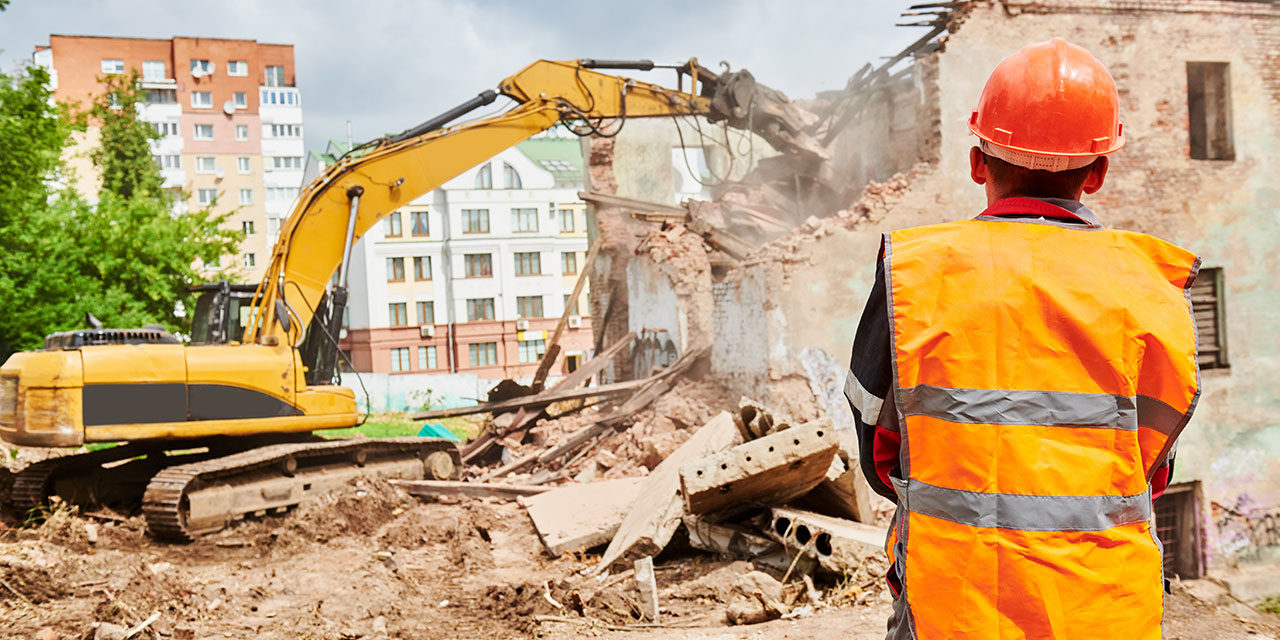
[0,65,242,359]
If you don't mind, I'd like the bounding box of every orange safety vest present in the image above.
[882,200,1200,640]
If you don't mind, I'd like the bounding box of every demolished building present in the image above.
[585,0,1280,572]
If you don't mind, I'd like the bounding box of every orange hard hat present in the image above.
[969,38,1124,168]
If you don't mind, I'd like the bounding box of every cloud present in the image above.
[0,0,921,151]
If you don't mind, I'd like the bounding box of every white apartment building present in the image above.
[340,136,593,379]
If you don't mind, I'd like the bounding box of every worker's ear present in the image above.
[1081,156,1109,194]
[969,146,988,185]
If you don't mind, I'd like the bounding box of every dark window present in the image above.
[469,342,498,366]
[514,251,541,276]
[1154,481,1205,579]
[386,212,402,237]
[1187,62,1234,161]
[464,253,492,277]
[466,298,495,321]
[386,257,405,282]
[413,256,431,280]
[463,209,490,233]
[416,301,435,325]
[1191,266,1228,369]
[388,303,408,326]
[411,211,429,236]
[512,208,538,233]
[517,296,544,318]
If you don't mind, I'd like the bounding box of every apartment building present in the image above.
[340,135,593,380]
[32,35,306,282]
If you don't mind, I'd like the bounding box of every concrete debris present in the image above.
[680,419,838,514]
[682,514,800,574]
[768,506,886,575]
[391,480,549,500]
[725,571,790,625]
[796,455,877,524]
[633,556,660,623]
[520,477,646,555]
[594,411,741,572]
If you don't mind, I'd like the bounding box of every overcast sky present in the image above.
[0,0,923,152]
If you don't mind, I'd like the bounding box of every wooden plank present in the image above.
[499,332,639,439]
[412,378,647,420]
[531,235,604,390]
[391,479,550,500]
[578,190,686,214]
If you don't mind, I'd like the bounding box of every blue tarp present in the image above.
[416,423,460,441]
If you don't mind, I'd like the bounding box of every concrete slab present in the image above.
[682,514,803,575]
[794,456,876,523]
[768,506,887,575]
[520,477,646,555]
[595,411,741,573]
[680,420,837,515]
[634,556,659,622]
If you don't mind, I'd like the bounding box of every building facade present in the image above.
[33,35,306,282]
[341,136,593,380]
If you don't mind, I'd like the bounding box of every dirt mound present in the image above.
[0,558,67,603]
[483,578,579,632]
[378,501,501,572]
[279,477,417,543]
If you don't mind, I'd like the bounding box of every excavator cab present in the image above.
[189,282,262,346]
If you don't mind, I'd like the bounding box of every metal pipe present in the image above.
[338,185,363,288]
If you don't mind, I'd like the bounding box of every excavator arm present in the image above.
[248,59,823,356]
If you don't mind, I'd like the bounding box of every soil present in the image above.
[0,476,1276,640]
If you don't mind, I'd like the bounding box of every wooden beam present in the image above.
[412,378,647,420]
[531,235,604,390]
[391,479,549,500]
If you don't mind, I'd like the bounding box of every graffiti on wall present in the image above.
[1212,495,1280,563]
[633,329,679,379]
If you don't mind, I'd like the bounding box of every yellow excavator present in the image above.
[0,58,822,540]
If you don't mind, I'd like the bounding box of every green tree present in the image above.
[0,65,242,359]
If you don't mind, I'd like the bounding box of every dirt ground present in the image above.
[0,477,1277,640]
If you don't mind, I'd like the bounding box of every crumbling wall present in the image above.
[628,225,715,376]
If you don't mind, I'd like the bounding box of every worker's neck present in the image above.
[985,183,1085,206]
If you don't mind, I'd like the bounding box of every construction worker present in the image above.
[845,38,1199,640]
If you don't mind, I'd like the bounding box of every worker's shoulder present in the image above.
[1099,227,1201,287]
[884,219,974,244]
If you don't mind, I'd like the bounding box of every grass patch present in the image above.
[316,412,483,441]
[1259,595,1280,615]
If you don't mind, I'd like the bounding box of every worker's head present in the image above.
[967,38,1122,203]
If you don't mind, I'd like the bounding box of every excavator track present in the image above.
[11,442,154,515]
[142,437,460,542]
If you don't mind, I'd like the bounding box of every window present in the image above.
[151,121,178,136]
[236,124,248,141]
[416,301,435,325]
[462,209,489,233]
[517,296,544,318]
[1187,62,1234,161]
[233,91,247,108]
[561,251,578,275]
[267,217,282,236]
[564,294,580,316]
[190,59,213,76]
[239,189,253,206]
[466,298,495,321]
[243,253,256,268]
[559,209,575,232]
[154,154,181,170]
[197,189,218,206]
[268,124,302,137]
[265,65,285,87]
[413,256,431,280]
[410,211,429,236]
[271,156,303,170]
[145,89,176,104]
[194,124,214,140]
[267,186,300,201]
[386,257,405,282]
[237,157,251,174]
[464,253,492,277]
[512,208,538,233]
[469,342,498,366]
[385,212,402,237]
[474,164,492,189]
[101,59,124,74]
[514,251,541,276]
[503,163,522,189]
[196,156,216,173]
[1191,266,1228,369]
[142,60,165,80]
[191,91,212,108]
[390,347,411,372]
[388,302,408,326]
[419,346,438,370]
[518,339,547,363]
[227,60,248,76]
[241,220,255,235]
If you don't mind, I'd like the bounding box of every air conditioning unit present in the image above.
[567,315,582,329]
[419,325,435,338]
[515,319,530,331]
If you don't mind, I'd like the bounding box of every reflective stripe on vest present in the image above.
[884,211,1199,640]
